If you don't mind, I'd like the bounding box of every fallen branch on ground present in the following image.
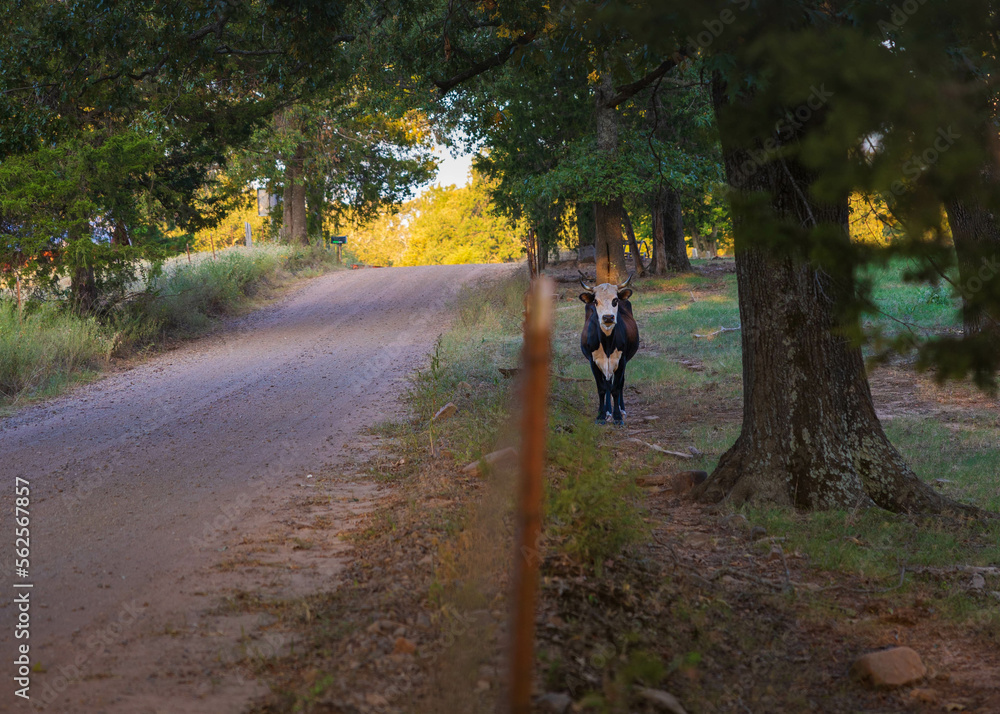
[693,325,741,338]
[627,438,694,459]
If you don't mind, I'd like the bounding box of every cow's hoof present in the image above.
[595,418,607,425]
[613,418,625,427]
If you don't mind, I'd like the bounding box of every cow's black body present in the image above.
[580,293,639,425]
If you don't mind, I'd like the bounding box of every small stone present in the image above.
[687,445,703,456]
[768,544,784,562]
[749,525,767,540]
[537,692,572,713]
[432,403,458,422]
[671,470,708,494]
[392,637,416,655]
[851,647,927,688]
[970,573,986,590]
[457,381,472,394]
[365,692,389,706]
[636,687,689,714]
[723,513,750,531]
[909,688,940,704]
[990,591,1000,602]
[643,415,660,421]
[685,532,714,548]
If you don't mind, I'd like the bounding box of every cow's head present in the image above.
[580,273,633,335]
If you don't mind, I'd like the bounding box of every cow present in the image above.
[579,273,639,425]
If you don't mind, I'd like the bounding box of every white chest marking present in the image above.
[592,347,622,381]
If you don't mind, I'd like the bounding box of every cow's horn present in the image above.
[617,273,634,290]
[578,271,594,292]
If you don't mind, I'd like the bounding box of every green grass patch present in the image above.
[859,257,963,336]
[746,508,1000,580]
[885,416,1000,511]
[0,301,112,403]
[395,269,646,570]
[1,244,345,406]
[546,418,646,569]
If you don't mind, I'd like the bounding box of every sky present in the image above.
[429,145,474,189]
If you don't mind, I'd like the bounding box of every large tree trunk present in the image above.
[282,143,308,245]
[307,184,326,241]
[594,72,627,284]
[697,73,964,515]
[649,186,690,274]
[662,186,691,272]
[71,265,97,315]
[576,201,595,253]
[290,145,308,245]
[946,197,1000,341]
[622,208,645,277]
[280,176,293,243]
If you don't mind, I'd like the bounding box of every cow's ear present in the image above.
[579,292,594,303]
[617,288,632,301]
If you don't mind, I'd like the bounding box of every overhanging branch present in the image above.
[604,51,691,108]
[433,32,536,96]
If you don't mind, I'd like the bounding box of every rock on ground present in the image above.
[851,646,927,688]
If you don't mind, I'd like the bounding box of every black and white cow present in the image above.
[579,273,640,425]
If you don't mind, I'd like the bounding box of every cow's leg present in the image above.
[611,365,627,425]
[618,368,627,417]
[590,362,609,424]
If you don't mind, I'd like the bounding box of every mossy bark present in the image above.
[698,73,974,516]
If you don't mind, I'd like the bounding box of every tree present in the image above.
[598,0,997,514]
[0,129,175,313]
[703,72,952,512]
[349,175,523,266]
[233,89,435,247]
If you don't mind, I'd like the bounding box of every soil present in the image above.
[0,263,514,714]
[236,259,1000,714]
[6,258,997,714]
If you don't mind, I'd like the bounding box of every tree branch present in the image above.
[604,52,690,108]
[433,32,536,96]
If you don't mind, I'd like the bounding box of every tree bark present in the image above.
[71,264,97,315]
[110,219,130,247]
[650,186,690,274]
[662,186,691,272]
[697,72,967,515]
[290,145,308,245]
[946,197,1000,341]
[282,143,309,245]
[307,183,326,241]
[575,201,595,253]
[594,72,627,284]
[280,173,293,243]
[621,207,645,276]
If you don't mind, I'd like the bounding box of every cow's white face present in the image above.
[580,283,632,335]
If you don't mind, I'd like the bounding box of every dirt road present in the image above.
[0,263,513,713]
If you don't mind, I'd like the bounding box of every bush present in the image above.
[111,244,341,347]
[0,301,112,401]
[546,419,645,569]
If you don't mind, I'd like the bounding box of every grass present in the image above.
[0,243,348,407]
[0,301,112,403]
[389,257,1000,591]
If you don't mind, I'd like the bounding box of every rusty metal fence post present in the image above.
[508,276,554,714]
